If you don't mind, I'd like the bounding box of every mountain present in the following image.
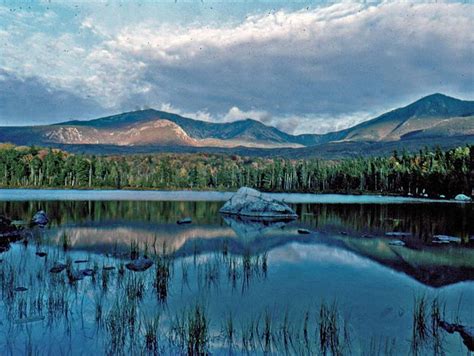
[0,93,472,157]
[330,93,474,142]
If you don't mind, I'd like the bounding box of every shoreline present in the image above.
[0,188,468,204]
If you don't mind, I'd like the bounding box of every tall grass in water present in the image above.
[411,295,428,354]
[222,312,235,350]
[143,314,160,354]
[430,297,445,356]
[318,301,350,356]
[154,254,172,302]
[61,231,70,251]
[187,304,209,355]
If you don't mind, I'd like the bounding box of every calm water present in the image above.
[0,190,473,355]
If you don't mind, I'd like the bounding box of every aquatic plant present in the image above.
[187,304,209,356]
[143,314,160,353]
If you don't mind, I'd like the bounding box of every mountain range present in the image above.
[1,93,473,158]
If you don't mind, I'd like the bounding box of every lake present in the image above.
[0,190,473,355]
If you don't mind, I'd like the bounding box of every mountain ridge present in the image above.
[0,93,473,157]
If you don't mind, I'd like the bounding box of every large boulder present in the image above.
[219,187,297,218]
[454,194,472,202]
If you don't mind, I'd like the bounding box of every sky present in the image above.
[0,1,473,134]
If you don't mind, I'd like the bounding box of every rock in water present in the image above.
[388,240,406,246]
[126,257,153,272]
[32,210,49,226]
[219,187,297,218]
[454,194,472,202]
[298,228,311,234]
[385,232,411,237]
[177,217,192,225]
[49,262,67,274]
[433,235,462,243]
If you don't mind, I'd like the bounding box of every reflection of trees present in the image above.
[0,200,224,227]
[295,203,473,241]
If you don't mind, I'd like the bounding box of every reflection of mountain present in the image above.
[322,235,474,288]
[42,218,474,288]
[4,200,473,288]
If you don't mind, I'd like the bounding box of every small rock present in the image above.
[14,287,28,292]
[36,252,47,257]
[50,263,67,273]
[388,240,406,246]
[103,266,115,271]
[385,232,411,237]
[340,231,348,235]
[126,257,153,272]
[74,259,89,264]
[454,194,472,202]
[297,228,311,234]
[177,217,192,225]
[433,235,462,243]
[32,210,49,226]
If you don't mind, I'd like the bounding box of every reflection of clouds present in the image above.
[269,243,371,268]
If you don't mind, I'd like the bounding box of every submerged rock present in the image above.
[219,187,297,218]
[32,210,49,226]
[49,262,67,273]
[439,320,474,351]
[454,194,472,202]
[388,240,406,246]
[177,217,192,225]
[35,251,47,257]
[126,257,153,272]
[297,228,311,234]
[433,235,462,243]
[103,266,116,271]
[14,287,28,292]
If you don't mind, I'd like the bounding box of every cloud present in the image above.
[1,2,473,132]
[0,70,105,125]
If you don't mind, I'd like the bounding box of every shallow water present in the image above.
[0,191,473,355]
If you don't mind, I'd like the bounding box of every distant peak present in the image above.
[416,93,456,103]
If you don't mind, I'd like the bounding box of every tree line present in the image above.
[0,143,472,198]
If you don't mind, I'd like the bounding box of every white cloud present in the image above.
[1,2,473,130]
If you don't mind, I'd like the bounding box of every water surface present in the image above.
[0,190,472,355]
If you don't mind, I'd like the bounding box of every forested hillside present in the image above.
[0,144,472,198]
